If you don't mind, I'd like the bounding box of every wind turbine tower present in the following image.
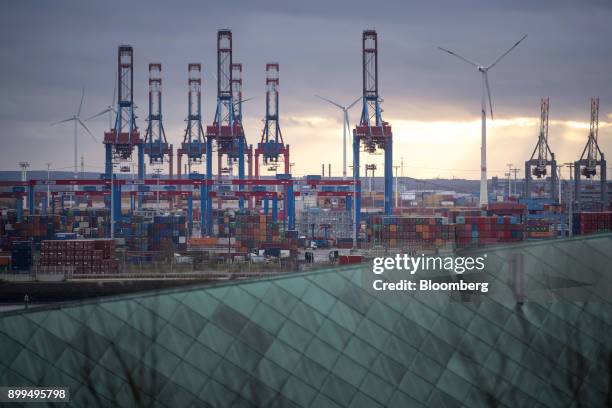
[438,34,527,207]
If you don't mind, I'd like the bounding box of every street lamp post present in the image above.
[45,162,52,212]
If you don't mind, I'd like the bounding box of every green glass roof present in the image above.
[1,233,611,407]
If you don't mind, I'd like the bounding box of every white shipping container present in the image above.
[218,237,236,245]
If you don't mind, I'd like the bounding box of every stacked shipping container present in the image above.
[39,239,117,274]
[454,216,524,247]
[367,216,452,250]
[60,209,109,238]
[525,219,555,239]
[235,214,280,249]
[367,214,524,249]
[149,215,187,251]
[573,212,612,235]
[11,241,32,271]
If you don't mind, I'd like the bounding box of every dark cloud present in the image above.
[1,0,611,172]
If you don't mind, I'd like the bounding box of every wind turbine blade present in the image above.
[314,94,343,110]
[437,47,480,68]
[85,108,112,121]
[347,97,361,110]
[487,34,528,69]
[78,119,97,142]
[77,88,85,117]
[484,73,493,119]
[237,97,255,104]
[50,117,75,126]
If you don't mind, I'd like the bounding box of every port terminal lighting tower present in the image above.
[144,63,173,178]
[255,63,290,178]
[574,98,607,210]
[525,98,557,201]
[103,46,144,212]
[353,30,393,229]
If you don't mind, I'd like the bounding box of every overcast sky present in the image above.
[1,0,612,179]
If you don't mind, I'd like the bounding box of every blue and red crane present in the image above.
[177,63,206,177]
[204,30,248,234]
[176,63,208,234]
[103,45,145,217]
[353,30,393,229]
[231,62,254,209]
[255,63,290,178]
[144,63,173,176]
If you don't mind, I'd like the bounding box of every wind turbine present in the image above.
[315,95,361,179]
[438,34,527,206]
[51,88,96,181]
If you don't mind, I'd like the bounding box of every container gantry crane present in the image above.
[144,63,173,178]
[103,45,145,215]
[176,63,208,235]
[353,30,393,229]
[205,30,247,235]
[524,98,557,201]
[177,63,206,177]
[255,63,290,178]
[232,62,253,209]
[574,97,607,210]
